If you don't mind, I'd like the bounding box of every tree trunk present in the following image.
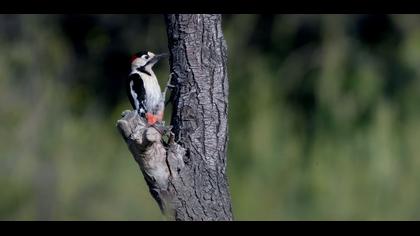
[116,14,233,221]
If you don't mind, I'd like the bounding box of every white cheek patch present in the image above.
[133,58,147,67]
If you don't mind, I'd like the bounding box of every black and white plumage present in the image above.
[127,73,146,115]
[127,51,167,125]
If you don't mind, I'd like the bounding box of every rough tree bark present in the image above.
[116,14,233,221]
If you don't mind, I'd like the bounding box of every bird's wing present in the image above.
[127,73,146,111]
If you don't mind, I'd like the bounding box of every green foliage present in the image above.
[1,14,420,220]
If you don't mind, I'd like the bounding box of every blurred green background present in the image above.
[1,14,420,220]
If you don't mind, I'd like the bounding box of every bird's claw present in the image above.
[148,120,172,136]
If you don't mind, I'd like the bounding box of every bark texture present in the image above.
[116,14,232,221]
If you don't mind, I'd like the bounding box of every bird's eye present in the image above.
[145,55,150,59]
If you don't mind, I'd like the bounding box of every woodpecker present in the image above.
[127,51,168,126]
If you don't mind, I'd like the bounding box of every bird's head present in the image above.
[131,51,168,71]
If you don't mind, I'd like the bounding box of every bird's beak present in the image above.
[156,53,169,59]
[147,53,169,66]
